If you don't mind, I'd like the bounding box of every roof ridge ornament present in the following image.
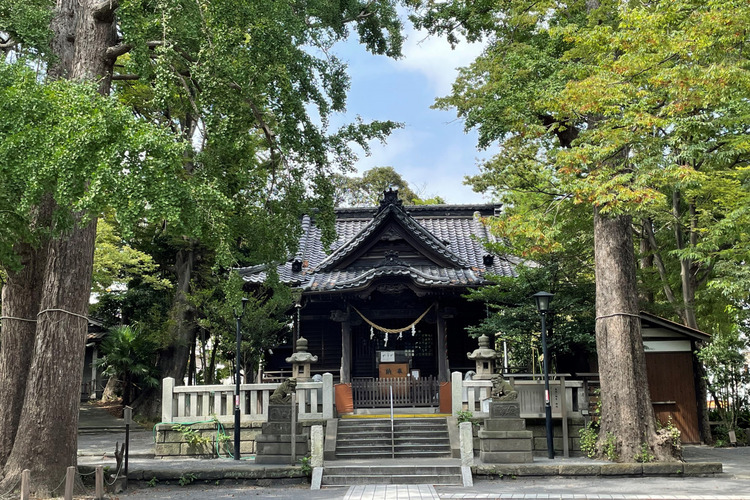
[376,249,408,268]
[378,188,403,213]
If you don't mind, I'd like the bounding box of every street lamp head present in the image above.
[235,296,250,320]
[533,291,554,313]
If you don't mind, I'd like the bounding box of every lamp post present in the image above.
[533,291,555,459]
[234,297,249,460]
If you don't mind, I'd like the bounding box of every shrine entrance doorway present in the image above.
[350,322,440,409]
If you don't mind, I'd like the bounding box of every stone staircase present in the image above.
[313,417,470,488]
[318,463,465,486]
[334,418,452,459]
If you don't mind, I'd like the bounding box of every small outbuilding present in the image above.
[640,312,710,443]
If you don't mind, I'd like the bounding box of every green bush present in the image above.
[579,422,599,458]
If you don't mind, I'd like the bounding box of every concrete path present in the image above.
[78,402,154,460]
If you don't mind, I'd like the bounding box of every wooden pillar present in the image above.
[437,311,448,383]
[90,345,98,399]
[341,318,352,384]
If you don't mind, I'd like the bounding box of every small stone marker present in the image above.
[20,469,30,500]
[95,465,104,499]
[64,466,75,500]
[728,430,737,446]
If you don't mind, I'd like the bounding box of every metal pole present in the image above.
[503,340,508,373]
[234,312,241,460]
[390,385,395,459]
[124,406,132,489]
[291,392,297,465]
[541,311,555,459]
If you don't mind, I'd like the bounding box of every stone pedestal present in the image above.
[478,401,533,463]
[254,404,309,464]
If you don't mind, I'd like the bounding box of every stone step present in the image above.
[335,435,449,443]
[338,419,447,427]
[322,474,461,485]
[336,432,448,442]
[335,450,451,459]
[334,417,452,460]
[394,422,448,428]
[320,465,463,486]
[336,442,450,456]
[338,419,448,430]
[324,465,461,475]
[336,425,448,434]
[336,430,390,437]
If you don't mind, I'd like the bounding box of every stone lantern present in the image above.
[285,336,318,382]
[467,334,498,379]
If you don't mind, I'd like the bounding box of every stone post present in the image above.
[161,377,174,423]
[310,425,324,467]
[451,371,463,416]
[322,372,334,419]
[459,421,474,466]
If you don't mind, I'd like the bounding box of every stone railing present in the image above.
[451,371,586,458]
[161,373,334,423]
[451,371,585,419]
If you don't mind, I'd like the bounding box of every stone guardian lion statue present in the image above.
[269,378,297,404]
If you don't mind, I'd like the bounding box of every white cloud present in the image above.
[329,16,492,204]
[393,25,486,96]
[353,129,421,173]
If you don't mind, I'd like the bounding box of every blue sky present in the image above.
[332,19,492,205]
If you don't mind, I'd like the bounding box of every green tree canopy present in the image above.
[334,166,422,206]
[1,0,409,491]
[411,0,750,461]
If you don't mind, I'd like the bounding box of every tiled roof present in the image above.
[238,199,520,293]
[307,266,484,292]
[312,202,470,272]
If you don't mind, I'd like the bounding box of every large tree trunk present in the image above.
[159,246,199,381]
[0,1,65,464]
[0,0,77,476]
[0,220,98,495]
[594,209,679,462]
[0,0,117,493]
[134,246,198,418]
[0,243,47,468]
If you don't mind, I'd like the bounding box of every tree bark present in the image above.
[638,219,655,304]
[101,375,121,401]
[159,246,198,382]
[134,246,198,418]
[0,242,47,468]
[0,220,98,495]
[0,0,117,493]
[594,209,678,462]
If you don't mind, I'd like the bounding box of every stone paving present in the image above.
[344,484,440,499]
[439,495,748,499]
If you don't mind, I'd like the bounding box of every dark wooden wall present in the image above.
[645,351,701,443]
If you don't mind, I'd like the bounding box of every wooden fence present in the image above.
[161,374,334,423]
[352,376,440,408]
